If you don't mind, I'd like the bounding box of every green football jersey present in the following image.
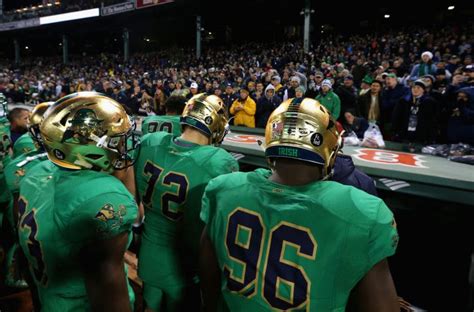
[141,115,182,136]
[0,120,12,203]
[12,133,36,159]
[201,168,398,312]
[135,132,239,289]
[18,161,138,312]
[4,151,48,229]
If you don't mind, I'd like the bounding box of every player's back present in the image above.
[201,168,397,312]
[18,161,137,311]
[136,132,238,287]
[141,115,181,136]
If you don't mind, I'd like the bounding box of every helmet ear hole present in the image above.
[327,119,334,130]
[60,113,70,127]
[85,154,103,160]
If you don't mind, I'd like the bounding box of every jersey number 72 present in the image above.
[142,160,189,221]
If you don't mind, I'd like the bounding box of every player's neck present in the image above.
[179,128,210,146]
[269,159,322,186]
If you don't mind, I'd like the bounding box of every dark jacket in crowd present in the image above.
[392,93,438,144]
[255,86,282,128]
[447,87,474,144]
[331,154,377,196]
[381,83,410,131]
[222,93,237,114]
[335,85,358,119]
[351,65,367,86]
[111,91,128,106]
[343,116,369,139]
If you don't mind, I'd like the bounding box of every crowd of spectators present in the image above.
[1,23,473,146]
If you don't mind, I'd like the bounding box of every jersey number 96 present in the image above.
[224,208,317,310]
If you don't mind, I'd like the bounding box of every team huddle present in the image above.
[0,91,400,311]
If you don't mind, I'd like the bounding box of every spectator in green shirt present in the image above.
[316,79,341,119]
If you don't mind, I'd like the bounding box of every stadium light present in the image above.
[40,8,100,25]
[25,46,29,50]
[448,6,455,10]
[47,3,53,6]
[384,14,390,19]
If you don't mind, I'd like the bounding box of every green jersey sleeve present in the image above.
[367,201,398,269]
[78,192,138,241]
[12,134,36,159]
[200,176,221,227]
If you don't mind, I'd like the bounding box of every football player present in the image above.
[141,95,186,136]
[3,102,51,291]
[0,93,12,209]
[135,93,239,311]
[18,92,139,311]
[7,107,30,145]
[200,98,399,311]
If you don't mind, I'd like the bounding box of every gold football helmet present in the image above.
[181,93,228,145]
[40,92,139,172]
[265,98,341,176]
[28,102,54,148]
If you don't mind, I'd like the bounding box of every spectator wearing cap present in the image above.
[295,86,306,99]
[447,88,474,144]
[359,75,374,96]
[381,73,410,136]
[255,84,282,128]
[433,69,449,92]
[410,51,437,81]
[222,83,237,115]
[335,75,358,122]
[357,80,384,125]
[392,79,437,144]
[446,55,461,75]
[463,65,474,86]
[283,76,300,101]
[230,88,256,128]
[316,79,341,120]
[187,82,199,100]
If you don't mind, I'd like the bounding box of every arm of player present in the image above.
[80,232,132,312]
[346,259,399,312]
[113,167,143,224]
[200,226,221,312]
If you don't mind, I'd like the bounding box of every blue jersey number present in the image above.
[225,208,316,310]
[147,121,173,134]
[143,161,189,221]
[18,197,48,286]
